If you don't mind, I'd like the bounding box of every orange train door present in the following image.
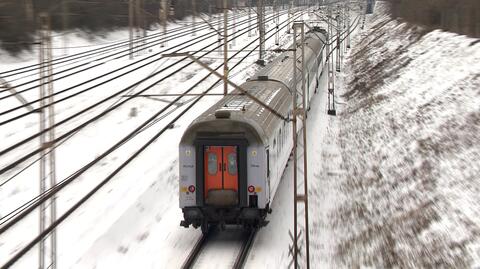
[204,146,223,195]
[204,146,239,200]
[223,146,238,191]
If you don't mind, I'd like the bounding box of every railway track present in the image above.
[0,9,307,267]
[182,228,257,269]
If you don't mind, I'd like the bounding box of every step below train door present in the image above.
[204,145,239,207]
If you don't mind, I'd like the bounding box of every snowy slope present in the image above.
[333,2,480,268]
[249,2,479,268]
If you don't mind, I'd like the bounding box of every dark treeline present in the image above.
[387,0,480,38]
[0,0,284,54]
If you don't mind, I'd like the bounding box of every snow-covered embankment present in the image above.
[333,2,480,267]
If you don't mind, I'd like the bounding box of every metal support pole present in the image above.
[346,1,351,48]
[141,0,147,53]
[292,22,299,269]
[287,0,293,34]
[192,0,196,36]
[129,0,134,59]
[335,14,341,72]
[135,0,142,56]
[223,0,229,95]
[46,20,57,269]
[248,0,252,37]
[275,0,280,45]
[38,13,57,269]
[232,0,236,47]
[299,22,310,269]
[62,0,69,55]
[218,4,222,55]
[160,0,168,47]
[38,14,47,269]
[257,0,265,64]
[328,6,336,115]
[291,21,310,269]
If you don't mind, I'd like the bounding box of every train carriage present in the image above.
[179,27,328,233]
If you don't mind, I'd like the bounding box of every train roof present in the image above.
[180,29,327,145]
[254,30,326,91]
[181,80,291,145]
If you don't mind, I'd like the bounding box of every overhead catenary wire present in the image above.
[0,9,269,109]
[0,7,288,180]
[0,10,256,98]
[1,2,303,233]
[0,11,305,267]
[0,11,265,225]
[0,11,256,106]
[0,4,303,224]
[0,10,281,123]
[0,5,300,226]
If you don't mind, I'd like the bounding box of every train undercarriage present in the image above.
[180,203,270,234]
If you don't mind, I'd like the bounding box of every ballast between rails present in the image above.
[181,228,257,269]
[0,10,307,268]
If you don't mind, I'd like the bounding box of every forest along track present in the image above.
[182,228,257,269]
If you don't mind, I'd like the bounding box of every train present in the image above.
[179,26,328,233]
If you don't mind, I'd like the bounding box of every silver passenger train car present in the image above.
[179,27,328,233]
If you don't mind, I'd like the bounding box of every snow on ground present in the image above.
[2,1,478,268]
[332,2,480,268]
[0,9,309,268]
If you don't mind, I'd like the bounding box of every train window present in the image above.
[227,153,237,175]
[207,153,217,175]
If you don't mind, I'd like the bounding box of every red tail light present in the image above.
[248,185,255,193]
[188,185,196,193]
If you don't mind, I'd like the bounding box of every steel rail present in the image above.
[181,233,210,269]
[0,11,284,119]
[0,8,306,233]
[0,15,293,264]
[0,8,309,267]
[0,9,286,177]
[233,229,258,269]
